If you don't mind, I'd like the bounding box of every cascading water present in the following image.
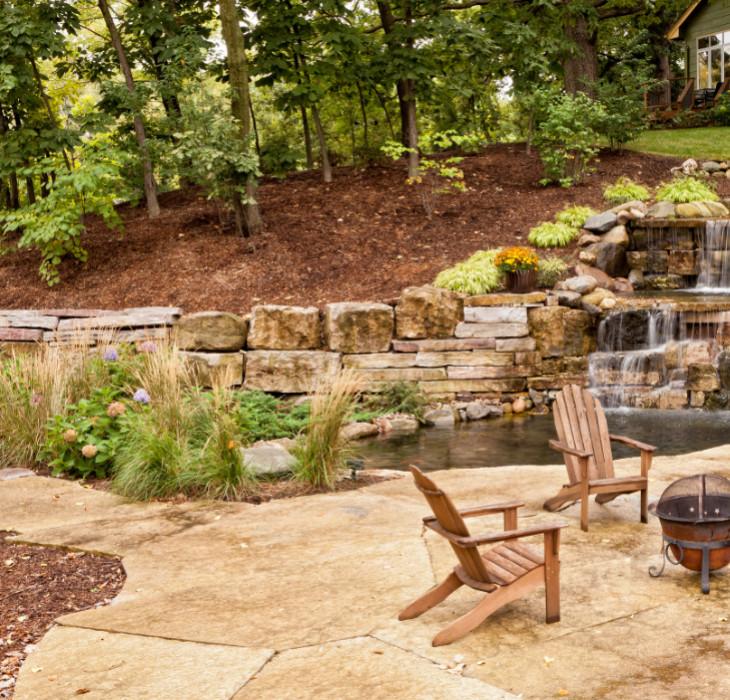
[697,219,730,290]
[589,306,687,407]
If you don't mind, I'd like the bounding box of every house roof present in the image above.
[666,2,701,39]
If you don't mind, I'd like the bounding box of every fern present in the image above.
[656,176,719,203]
[434,250,502,295]
[528,222,578,248]
[602,177,650,205]
[555,205,596,229]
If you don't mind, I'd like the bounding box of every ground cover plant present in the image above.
[655,176,719,203]
[602,177,650,205]
[528,222,579,248]
[555,205,596,228]
[434,249,502,295]
[537,257,569,287]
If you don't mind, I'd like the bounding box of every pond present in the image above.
[356,409,730,472]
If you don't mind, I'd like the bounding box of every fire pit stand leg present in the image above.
[649,534,730,594]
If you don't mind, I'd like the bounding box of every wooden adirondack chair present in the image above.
[399,465,569,646]
[544,385,657,532]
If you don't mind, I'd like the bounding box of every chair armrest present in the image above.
[549,440,592,459]
[460,502,525,518]
[609,434,657,453]
[452,521,570,547]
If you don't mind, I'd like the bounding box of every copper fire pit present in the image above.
[648,474,730,593]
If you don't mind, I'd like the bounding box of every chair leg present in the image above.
[432,568,544,646]
[399,571,463,621]
[544,533,560,624]
[641,487,648,524]
[543,484,581,512]
[595,492,620,505]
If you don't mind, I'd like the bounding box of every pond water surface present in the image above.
[356,409,730,472]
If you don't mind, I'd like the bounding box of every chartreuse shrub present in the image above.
[555,205,596,229]
[603,177,650,206]
[656,176,719,203]
[537,257,569,287]
[434,249,502,294]
[294,369,363,489]
[528,222,579,248]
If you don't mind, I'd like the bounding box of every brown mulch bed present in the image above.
[1,144,719,314]
[0,539,125,698]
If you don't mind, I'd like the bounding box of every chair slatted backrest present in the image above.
[553,385,614,484]
[410,466,493,586]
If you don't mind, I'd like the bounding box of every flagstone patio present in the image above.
[3,446,730,699]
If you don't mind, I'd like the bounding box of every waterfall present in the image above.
[589,306,687,407]
[697,219,730,290]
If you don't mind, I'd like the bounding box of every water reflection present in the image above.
[357,409,730,472]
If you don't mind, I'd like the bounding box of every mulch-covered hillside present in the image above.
[0,144,717,314]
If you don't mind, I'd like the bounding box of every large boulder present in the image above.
[718,351,730,389]
[179,351,244,387]
[647,201,676,219]
[243,350,341,393]
[686,363,720,392]
[583,211,618,234]
[563,276,597,295]
[248,305,321,350]
[703,200,729,216]
[581,288,616,307]
[173,312,247,351]
[554,290,581,308]
[675,203,704,218]
[600,225,630,249]
[609,200,648,215]
[585,242,629,278]
[528,306,597,358]
[574,263,614,291]
[395,286,464,339]
[324,302,394,353]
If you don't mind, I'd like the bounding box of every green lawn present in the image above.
[619,126,730,161]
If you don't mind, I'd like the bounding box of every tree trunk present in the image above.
[249,96,261,159]
[372,85,396,139]
[311,104,332,183]
[356,81,369,148]
[25,176,36,205]
[0,99,19,209]
[218,0,261,236]
[97,0,160,217]
[301,106,314,169]
[526,107,534,155]
[563,15,599,98]
[377,2,419,177]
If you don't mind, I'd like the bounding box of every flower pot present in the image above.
[506,270,538,294]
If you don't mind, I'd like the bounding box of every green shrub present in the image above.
[294,369,362,489]
[232,391,309,443]
[353,381,428,424]
[603,177,650,205]
[260,144,304,178]
[528,222,578,248]
[537,257,569,288]
[656,176,719,203]
[555,206,596,229]
[433,249,502,294]
[40,387,131,479]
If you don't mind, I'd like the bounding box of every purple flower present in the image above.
[31,394,43,406]
[140,341,157,353]
[104,348,119,361]
[133,389,151,404]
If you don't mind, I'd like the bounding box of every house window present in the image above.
[698,31,730,88]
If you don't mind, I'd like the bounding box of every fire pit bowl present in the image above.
[648,474,730,593]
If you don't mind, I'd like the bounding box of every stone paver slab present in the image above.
[232,637,517,700]
[13,626,272,700]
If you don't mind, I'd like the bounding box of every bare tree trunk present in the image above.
[218,0,261,236]
[301,106,314,169]
[526,107,534,155]
[356,81,369,148]
[97,0,160,217]
[310,105,332,183]
[563,16,599,98]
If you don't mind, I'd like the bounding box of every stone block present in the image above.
[324,303,393,354]
[600,225,630,249]
[392,338,495,352]
[647,201,676,218]
[686,362,720,392]
[668,250,699,276]
[659,390,688,410]
[173,312,248,351]
[248,306,321,350]
[418,378,527,394]
[59,312,178,331]
[666,340,718,369]
[644,274,683,290]
[528,306,596,358]
[515,350,542,366]
[718,324,730,347]
[465,292,546,306]
[675,203,704,218]
[423,408,456,426]
[718,350,730,388]
[463,307,528,324]
[179,351,244,387]
[554,291,582,308]
[584,242,629,278]
[243,350,341,393]
[690,391,706,408]
[0,328,43,342]
[540,356,589,374]
[633,228,694,251]
[446,366,535,379]
[415,350,514,367]
[341,422,380,440]
[0,314,59,330]
[495,337,537,352]
[343,353,417,369]
[581,288,616,307]
[527,374,590,390]
[395,286,464,339]
[627,250,670,273]
[454,322,528,339]
[352,368,446,383]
